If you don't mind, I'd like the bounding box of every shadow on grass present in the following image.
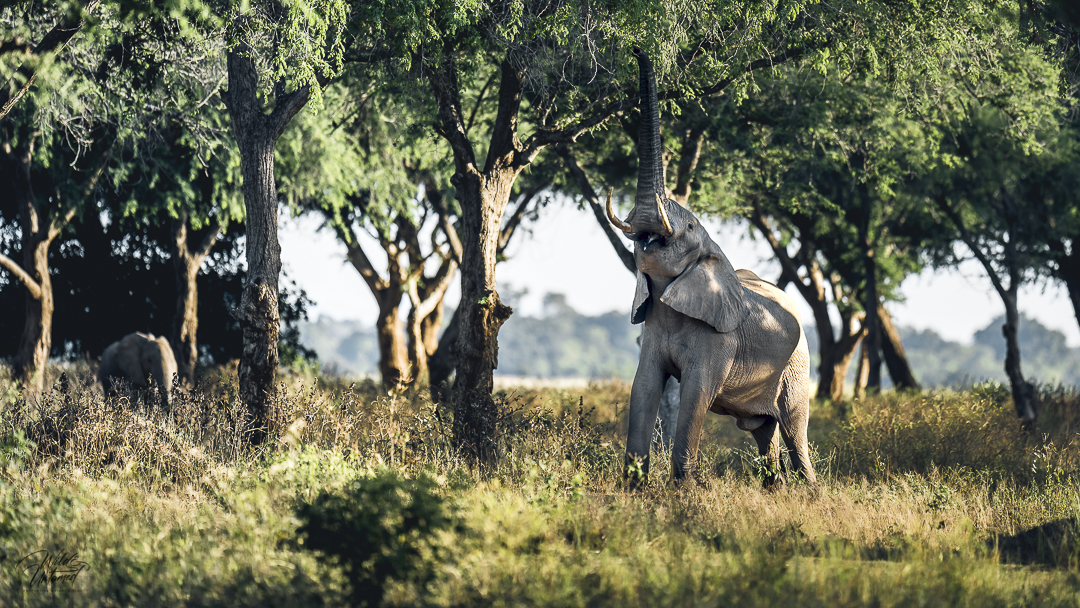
[997,518,1080,568]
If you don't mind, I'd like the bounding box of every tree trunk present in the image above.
[1,142,57,393]
[1002,291,1037,429]
[936,196,1037,428]
[860,195,882,392]
[745,206,866,402]
[169,214,221,385]
[854,340,870,400]
[818,330,863,402]
[449,170,515,463]
[428,305,460,404]
[878,304,919,391]
[421,298,445,358]
[1047,237,1080,336]
[375,297,409,388]
[223,41,311,445]
[16,235,52,392]
[428,55,526,462]
[405,306,428,386]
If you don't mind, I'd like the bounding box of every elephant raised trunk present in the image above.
[607,49,680,240]
[632,48,665,212]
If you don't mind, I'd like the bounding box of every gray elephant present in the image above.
[98,332,178,408]
[607,49,816,488]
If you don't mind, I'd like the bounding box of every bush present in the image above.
[295,468,457,607]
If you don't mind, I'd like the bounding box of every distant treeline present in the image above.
[301,296,1080,388]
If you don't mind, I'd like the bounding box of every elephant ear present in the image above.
[660,254,748,333]
[631,271,650,324]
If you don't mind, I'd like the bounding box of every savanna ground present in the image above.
[1,361,1079,606]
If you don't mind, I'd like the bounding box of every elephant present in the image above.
[607,49,816,488]
[98,332,178,408]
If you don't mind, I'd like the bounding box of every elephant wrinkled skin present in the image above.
[612,50,816,488]
[98,332,178,408]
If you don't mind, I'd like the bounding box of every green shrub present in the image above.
[295,468,457,607]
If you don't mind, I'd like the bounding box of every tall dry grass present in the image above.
[0,362,1078,605]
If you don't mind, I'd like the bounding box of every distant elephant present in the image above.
[98,332,178,408]
[608,49,815,488]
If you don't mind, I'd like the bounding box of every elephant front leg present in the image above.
[671,367,727,484]
[625,364,668,489]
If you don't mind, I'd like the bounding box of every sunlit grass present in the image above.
[0,362,1079,605]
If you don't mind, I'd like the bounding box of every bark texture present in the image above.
[878,305,919,391]
[169,214,221,385]
[429,55,525,462]
[223,39,311,444]
[859,194,882,393]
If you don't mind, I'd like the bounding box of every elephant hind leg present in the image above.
[749,417,786,490]
[777,369,817,485]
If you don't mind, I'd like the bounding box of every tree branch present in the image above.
[935,196,1011,300]
[411,256,458,321]
[519,44,811,160]
[466,71,498,137]
[498,181,547,255]
[0,0,101,123]
[0,252,41,300]
[485,55,524,173]
[428,180,462,263]
[427,54,479,176]
[269,85,312,140]
[336,222,387,295]
[671,124,707,206]
[195,220,223,261]
[556,144,636,273]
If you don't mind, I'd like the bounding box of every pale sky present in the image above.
[279,198,1080,347]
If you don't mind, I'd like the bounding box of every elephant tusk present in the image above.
[656,193,673,236]
[606,188,632,233]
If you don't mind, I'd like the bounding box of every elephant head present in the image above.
[607,49,748,333]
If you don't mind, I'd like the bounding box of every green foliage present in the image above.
[224,0,351,112]
[295,469,457,607]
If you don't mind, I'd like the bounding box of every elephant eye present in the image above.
[688,222,695,231]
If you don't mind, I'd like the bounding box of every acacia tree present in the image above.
[350,0,871,460]
[918,9,1068,428]
[1020,1,1080,335]
[1,1,245,392]
[734,68,933,398]
[215,0,349,443]
[115,129,244,384]
[278,83,456,389]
